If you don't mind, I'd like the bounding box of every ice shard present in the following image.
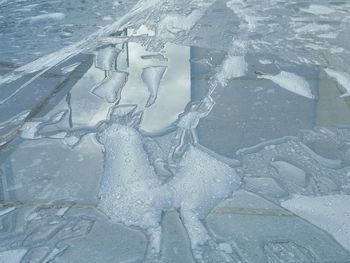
[141,66,167,107]
[91,71,128,103]
[257,71,314,99]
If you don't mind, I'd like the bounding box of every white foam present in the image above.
[141,66,167,107]
[282,195,350,251]
[324,68,350,98]
[216,56,247,86]
[258,71,314,99]
[92,71,128,103]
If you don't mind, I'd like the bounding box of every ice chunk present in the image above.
[0,206,16,216]
[216,56,247,86]
[0,249,27,263]
[95,46,118,71]
[244,177,288,198]
[20,122,42,139]
[324,68,350,98]
[257,71,314,99]
[141,66,167,107]
[301,5,334,15]
[97,106,172,233]
[91,71,128,103]
[282,195,350,251]
[61,62,81,74]
[157,10,205,37]
[171,146,241,219]
[23,13,65,23]
[270,161,307,187]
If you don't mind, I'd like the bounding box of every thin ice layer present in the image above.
[282,195,350,251]
[171,145,241,218]
[92,71,128,103]
[258,71,314,99]
[216,55,247,86]
[141,66,167,107]
[324,68,350,98]
[97,116,172,229]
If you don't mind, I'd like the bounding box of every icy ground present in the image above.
[1,0,350,262]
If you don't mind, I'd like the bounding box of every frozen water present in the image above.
[1,0,350,262]
[257,71,314,99]
[324,68,350,98]
[92,71,128,103]
[283,195,350,251]
[0,249,27,263]
[216,56,247,86]
[141,66,167,107]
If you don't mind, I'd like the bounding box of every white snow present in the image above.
[324,68,350,98]
[216,56,247,86]
[258,71,314,99]
[282,195,350,251]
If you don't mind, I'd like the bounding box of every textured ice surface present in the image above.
[216,56,247,86]
[324,68,350,98]
[257,71,314,99]
[92,71,128,103]
[283,195,350,251]
[23,13,65,23]
[141,66,167,107]
[1,0,350,262]
[0,249,27,263]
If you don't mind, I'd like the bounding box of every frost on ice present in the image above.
[96,105,241,255]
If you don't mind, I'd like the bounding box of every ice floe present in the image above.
[324,68,350,98]
[92,71,128,103]
[216,56,247,86]
[257,71,314,99]
[282,195,350,251]
[141,66,167,107]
